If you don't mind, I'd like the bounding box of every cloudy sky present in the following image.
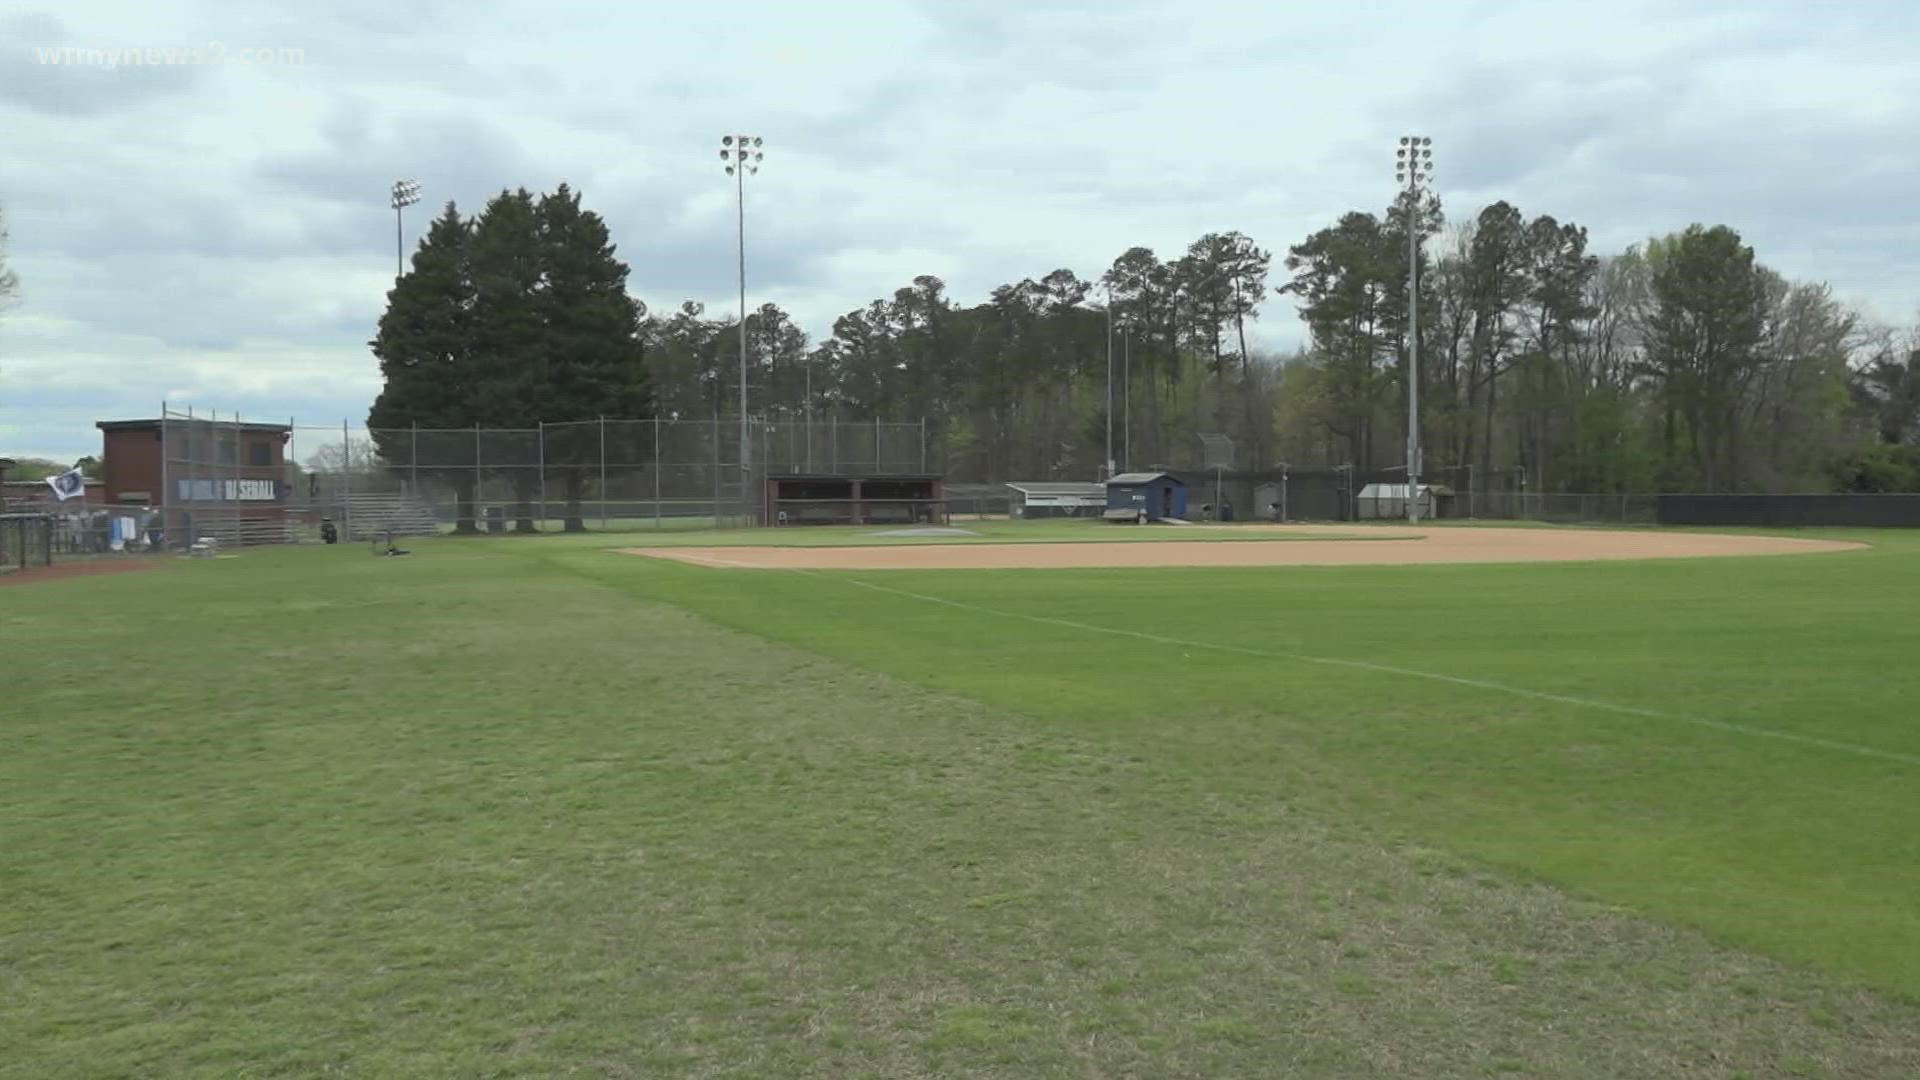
[2,0,1916,460]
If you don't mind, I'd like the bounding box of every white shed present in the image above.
[1356,483,1439,520]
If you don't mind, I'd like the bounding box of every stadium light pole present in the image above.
[1104,282,1116,480]
[1395,136,1433,523]
[720,135,764,481]
[390,178,421,279]
[1122,317,1132,473]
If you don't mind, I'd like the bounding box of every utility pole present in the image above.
[1395,136,1434,523]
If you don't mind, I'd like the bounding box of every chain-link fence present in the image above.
[2,507,184,570]
[1468,491,1660,525]
[1156,465,1658,526]
[0,513,54,571]
[157,408,930,543]
[155,402,1676,544]
[158,407,297,548]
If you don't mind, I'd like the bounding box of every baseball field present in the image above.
[5,520,1918,1076]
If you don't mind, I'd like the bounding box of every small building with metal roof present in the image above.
[1104,471,1187,523]
[1005,481,1106,518]
[1356,482,1438,520]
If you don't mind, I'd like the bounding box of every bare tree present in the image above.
[304,436,381,475]
[0,205,18,309]
[0,206,16,398]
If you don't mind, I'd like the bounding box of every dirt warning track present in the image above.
[623,525,1866,571]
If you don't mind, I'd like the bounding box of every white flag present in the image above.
[46,467,86,501]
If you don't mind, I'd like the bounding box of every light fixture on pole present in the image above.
[1394,135,1433,523]
[720,134,764,485]
[389,178,422,279]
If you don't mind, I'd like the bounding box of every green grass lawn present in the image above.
[5,530,1920,1076]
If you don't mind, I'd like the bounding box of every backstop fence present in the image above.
[160,406,930,543]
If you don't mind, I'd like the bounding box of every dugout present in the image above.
[764,474,946,526]
[1105,472,1187,522]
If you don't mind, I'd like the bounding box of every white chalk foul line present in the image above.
[835,575,1920,769]
[635,550,782,570]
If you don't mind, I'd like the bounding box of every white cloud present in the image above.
[3,0,1917,458]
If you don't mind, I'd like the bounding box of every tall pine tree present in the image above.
[368,185,652,533]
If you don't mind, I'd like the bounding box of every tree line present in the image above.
[370,185,1920,503]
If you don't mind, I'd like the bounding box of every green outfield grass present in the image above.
[583,533,1920,989]
[5,528,1919,1076]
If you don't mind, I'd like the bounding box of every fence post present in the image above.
[159,400,170,550]
[189,401,198,545]
[474,422,483,532]
[711,415,722,528]
[875,415,882,472]
[341,418,352,542]
[186,404,195,551]
[410,423,419,509]
[830,413,838,474]
[537,422,547,530]
[598,416,608,529]
[920,417,927,473]
[653,419,662,530]
[233,410,243,546]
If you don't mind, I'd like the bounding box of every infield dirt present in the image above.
[624,524,1866,571]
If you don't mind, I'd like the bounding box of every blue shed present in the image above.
[1104,471,1188,522]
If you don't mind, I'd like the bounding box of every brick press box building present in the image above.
[95,418,293,542]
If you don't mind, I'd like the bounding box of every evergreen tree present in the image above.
[368,203,481,530]
[533,184,651,530]
[368,185,652,533]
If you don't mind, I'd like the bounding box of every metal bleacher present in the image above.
[335,493,441,541]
